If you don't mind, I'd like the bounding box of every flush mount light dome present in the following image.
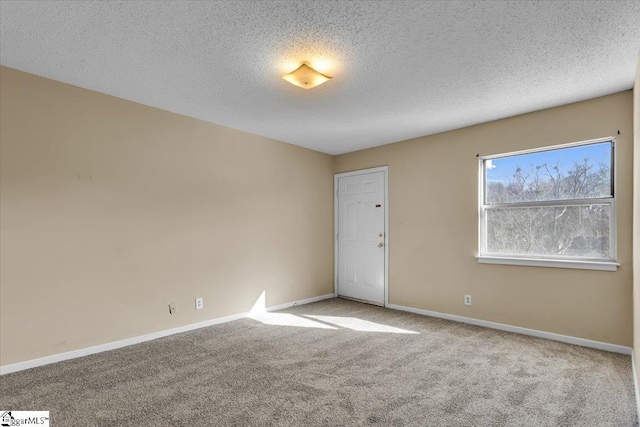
[282,62,332,89]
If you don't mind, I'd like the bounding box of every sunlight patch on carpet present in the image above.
[304,315,418,334]
[249,312,337,329]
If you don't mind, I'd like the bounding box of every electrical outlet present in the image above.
[169,303,177,314]
[464,295,472,306]
[195,297,203,310]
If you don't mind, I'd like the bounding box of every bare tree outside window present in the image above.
[480,140,615,261]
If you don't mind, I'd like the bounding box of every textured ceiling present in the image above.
[1,1,639,155]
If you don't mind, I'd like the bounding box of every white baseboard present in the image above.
[266,293,335,312]
[0,293,336,375]
[633,351,640,426]
[386,303,632,355]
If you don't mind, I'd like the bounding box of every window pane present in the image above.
[486,204,610,259]
[485,142,612,204]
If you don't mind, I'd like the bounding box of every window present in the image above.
[478,137,618,271]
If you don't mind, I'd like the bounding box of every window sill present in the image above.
[476,255,619,271]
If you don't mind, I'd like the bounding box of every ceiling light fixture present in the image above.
[282,62,332,89]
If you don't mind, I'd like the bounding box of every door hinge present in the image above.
[336,232,339,241]
[336,188,339,197]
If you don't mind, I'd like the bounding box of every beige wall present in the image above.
[633,55,640,386]
[0,67,334,366]
[335,91,634,346]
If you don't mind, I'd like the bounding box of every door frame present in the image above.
[334,166,389,307]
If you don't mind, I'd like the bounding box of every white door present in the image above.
[337,171,385,305]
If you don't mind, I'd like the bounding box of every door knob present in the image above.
[378,243,384,248]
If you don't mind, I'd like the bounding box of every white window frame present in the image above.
[476,136,619,271]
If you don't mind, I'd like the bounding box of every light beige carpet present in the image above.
[0,298,636,426]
